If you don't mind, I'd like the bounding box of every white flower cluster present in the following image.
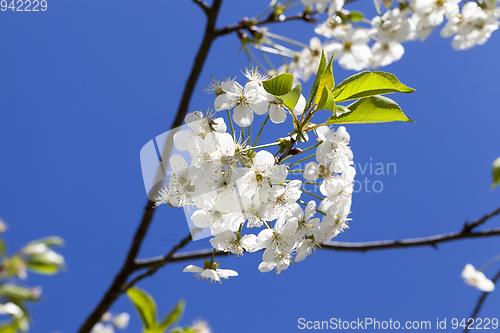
[286,0,500,74]
[154,73,356,280]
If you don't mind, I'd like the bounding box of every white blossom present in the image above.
[461,264,495,292]
[183,264,238,285]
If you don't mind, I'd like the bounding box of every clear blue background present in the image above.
[0,0,499,332]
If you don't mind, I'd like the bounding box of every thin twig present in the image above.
[192,0,210,15]
[462,206,500,232]
[323,227,500,252]
[215,12,317,37]
[124,233,193,290]
[464,268,500,333]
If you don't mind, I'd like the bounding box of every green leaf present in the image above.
[334,105,350,117]
[0,324,17,333]
[289,130,309,143]
[158,299,185,332]
[305,50,327,112]
[127,287,157,330]
[0,239,6,258]
[0,284,39,302]
[326,96,414,125]
[332,71,415,103]
[25,251,65,275]
[280,84,302,112]
[262,73,293,96]
[349,11,364,21]
[317,86,336,113]
[492,156,500,190]
[313,53,335,108]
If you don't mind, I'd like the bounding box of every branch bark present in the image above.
[134,207,500,268]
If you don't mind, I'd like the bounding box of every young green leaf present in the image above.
[349,11,364,21]
[280,84,302,112]
[313,53,335,108]
[0,284,39,301]
[25,251,65,275]
[289,130,309,143]
[492,156,500,190]
[0,239,6,258]
[158,299,185,332]
[326,96,414,124]
[317,86,336,113]
[332,71,415,102]
[262,73,293,96]
[0,324,17,333]
[334,105,350,117]
[127,287,158,330]
[304,50,327,112]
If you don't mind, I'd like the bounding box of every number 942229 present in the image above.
[1,0,47,11]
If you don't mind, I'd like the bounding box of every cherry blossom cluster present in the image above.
[154,71,355,283]
[264,0,500,76]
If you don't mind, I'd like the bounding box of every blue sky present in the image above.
[1,0,500,332]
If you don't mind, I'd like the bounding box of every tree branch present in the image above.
[214,0,360,37]
[322,227,500,252]
[77,1,223,331]
[215,11,317,37]
[124,233,193,290]
[192,0,210,15]
[464,268,500,333]
[462,206,500,232]
[77,200,156,333]
[134,207,500,268]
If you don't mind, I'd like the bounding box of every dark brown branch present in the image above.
[462,206,500,232]
[192,0,210,15]
[134,206,500,268]
[215,12,317,37]
[323,227,500,252]
[134,227,500,267]
[77,1,223,332]
[77,200,156,333]
[464,268,500,333]
[124,233,193,290]
[214,0,360,37]
[172,0,223,130]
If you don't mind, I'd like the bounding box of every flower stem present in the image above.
[288,169,305,173]
[280,143,320,163]
[227,109,236,139]
[254,115,269,146]
[299,188,324,201]
[479,253,500,272]
[210,248,216,265]
[264,31,310,49]
[297,199,326,216]
[288,154,316,167]
[373,0,382,16]
[238,141,281,154]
